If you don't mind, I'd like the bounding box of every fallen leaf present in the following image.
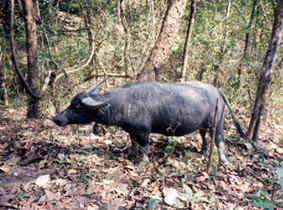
[45,190,61,201]
[52,178,68,186]
[68,169,78,174]
[35,174,50,188]
[87,204,99,210]
[196,172,209,182]
[113,183,129,195]
[168,158,186,169]
[104,140,112,145]
[42,119,55,127]
[163,187,185,208]
[0,166,11,173]
[141,178,151,187]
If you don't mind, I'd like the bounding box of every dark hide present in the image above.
[53,81,246,163]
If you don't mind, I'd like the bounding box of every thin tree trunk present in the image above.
[181,0,197,82]
[21,0,41,118]
[137,0,187,81]
[279,56,283,68]
[243,0,259,59]
[195,63,207,81]
[117,0,130,79]
[0,1,11,39]
[0,52,8,106]
[238,0,259,80]
[213,0,231,87]
[247,0,283,140]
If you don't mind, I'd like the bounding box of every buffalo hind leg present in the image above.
[215,131,228,164]
[199,129,209,156]
[215,115,228,164]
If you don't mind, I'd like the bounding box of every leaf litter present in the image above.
[0,108,282,209]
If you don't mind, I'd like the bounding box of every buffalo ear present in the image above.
[81,96,106,108]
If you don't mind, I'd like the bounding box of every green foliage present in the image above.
[247,167,283,209]
[145,198,161,209]
[77,172,92,184]
[58,0,116,15]
[247,189,277,210]
[277,168,283,188]
[1,0,282,122]
[16,191,30,201]
[164,145,174,153]
[228,75,241,90]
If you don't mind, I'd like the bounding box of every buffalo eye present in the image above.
[76,103,85,110]
[70,103,83,110]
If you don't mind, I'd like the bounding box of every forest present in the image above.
[0,0,283,209]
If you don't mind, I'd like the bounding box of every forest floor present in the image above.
[0,107,283,210]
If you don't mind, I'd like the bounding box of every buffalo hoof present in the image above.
[200,149,209,157]
[219,157,229,166]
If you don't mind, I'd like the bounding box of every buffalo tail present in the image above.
[219,90,248,139]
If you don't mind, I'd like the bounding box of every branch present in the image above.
[53,28,96,84]
[58,28,89,33]
[84,73,132,82]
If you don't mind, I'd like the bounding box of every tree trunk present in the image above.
[279,56,283,68]
[213,0,231,87]
[0,0,11,40]
[117,0,130,79]
[21,0,41,118]
[247,0,283,140]
[242,0,259,60]
[180,0,197,82]
[237,0,259,82]
[0,52,8,106]
[137,0,187,81]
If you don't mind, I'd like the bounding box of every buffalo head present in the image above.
[53,79,108,126]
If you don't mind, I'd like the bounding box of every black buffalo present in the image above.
[53,80,246,163]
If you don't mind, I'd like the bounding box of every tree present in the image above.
[10,0,42,118]
[247,0,283,140]
[213,0,231,87]
[181,0,197,82]
[237,0,259,79]
[242,0,259,60]
[137,0,187,81]
[0,1,11,39]
[8,0,97,117]
[21,0,41,118]
[0,46,8,106]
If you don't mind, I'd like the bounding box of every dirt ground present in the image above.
[0,107,283,209]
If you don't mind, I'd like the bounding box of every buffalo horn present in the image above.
[85,78,107,94]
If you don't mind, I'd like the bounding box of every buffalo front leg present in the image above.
[129,133,150,162]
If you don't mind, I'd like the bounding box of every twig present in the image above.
[0,202,18,209]
[83,74,132,82]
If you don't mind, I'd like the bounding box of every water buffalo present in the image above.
[53,80,246,163]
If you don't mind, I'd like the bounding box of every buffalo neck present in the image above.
[94,104,114,125]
